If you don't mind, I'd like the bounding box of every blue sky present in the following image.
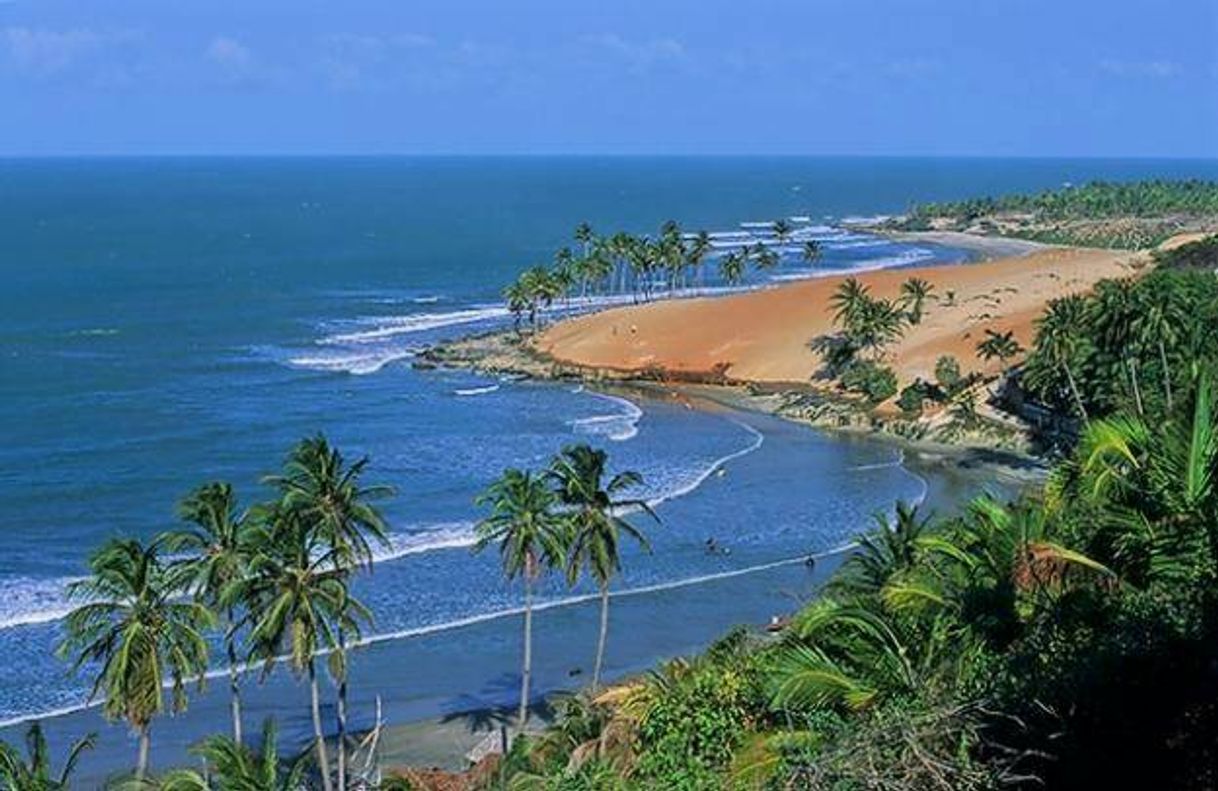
[1,0,1215,156]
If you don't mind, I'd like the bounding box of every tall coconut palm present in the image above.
[772,218,792,245]
[574,222,595,258]
[899,278,934,325]
[752,244,780,275]
[503,280,530,333]
[547,445,657,690]
[687,231,712,292]
[264,435,391,791]
[232,505,364,791]
[165,482,252,745]
[0,723,94,791]
[149,718,306,791]
[1030,295,1091,421]
[801,240,822,266]
[719,251,747,287]
[58,538,213,780]
[1088,278,1145,415]
[474,469,569,727]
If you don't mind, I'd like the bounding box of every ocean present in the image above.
[3,156,1217,781]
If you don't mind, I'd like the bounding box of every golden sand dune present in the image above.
[535,247,1139,387]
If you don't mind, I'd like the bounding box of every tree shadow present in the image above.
[438,673,555,734]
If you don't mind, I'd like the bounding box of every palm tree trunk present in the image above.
[227,639,243,746]
[336,632,348,791]
[1159,339,1174,411]
[310,662,334,791]
[593,582,610,691]
[1128,359,1145,416]
[136,724,150,780]
[1063,363,1090,423]
[519,578,533,728]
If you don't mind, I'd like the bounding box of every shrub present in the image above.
[897,380,932,415]
[634,656,765,789]
[840,361,898,404]
[935,355,963,395]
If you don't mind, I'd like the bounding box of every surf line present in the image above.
[0,542,857,731]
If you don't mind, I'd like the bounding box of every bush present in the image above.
[634,663,761,789]
[897,380,933,415]
[935,355,963,395]
[840,361,898,404]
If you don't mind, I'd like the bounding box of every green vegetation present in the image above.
[839,359,898,404]
[1153,234,1218,271]
[910,180,1218,222]
[899,180,1218,249]
[502,220,808,329]
[0,723,94,791]
[1022,268,1218,422]
[495,376,1218,788]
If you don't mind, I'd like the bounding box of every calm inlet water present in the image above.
[3,157,1217,780]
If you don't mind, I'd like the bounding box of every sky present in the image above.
[1,0,1216,157]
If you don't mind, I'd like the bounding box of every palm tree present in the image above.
[899,278,934,325]
[0,722,94,791]
[801,240,822,266]
[767,599,966,713]
[264,435,391,791]
[503,280,530,333]
[1030,295,1091,421]
[150,719,306,790]
[1064,375,1218,587]
[232,505,364,791]
[474,469,569,727]
[719,251,747,287]
[574,222,595,258]
[752,244,780,275]
[830,502,932,597]
[975,329,1024,376]
[165,482,252,745]
[58,538,213,780]
[547,445,657,691]
[829,277,870,326]
[772,218,792,245]
[687,231,712,292]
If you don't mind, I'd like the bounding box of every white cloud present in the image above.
[319,32,435,90]
[0,27,131,76]
[1099,58,1182,78]
[206,36,253,74]
[585,34,686,74]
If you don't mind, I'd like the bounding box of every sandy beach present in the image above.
[535,246,1142,387]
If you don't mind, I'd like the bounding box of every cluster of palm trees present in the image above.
[473,443,657,726]
[53,435,391,790]
[814,276,933,378]
[502,220,822,330]
[1023,269,1218,424]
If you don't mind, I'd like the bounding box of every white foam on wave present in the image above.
[454,384,500,397]
[374,522,479,563]
[0,538,861,730]
[769,248,936,282]
[321,306,511,345]
[287,348,422,376]
[645,418,764,507]
[569,391,644,442]
[0,575,86,631]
